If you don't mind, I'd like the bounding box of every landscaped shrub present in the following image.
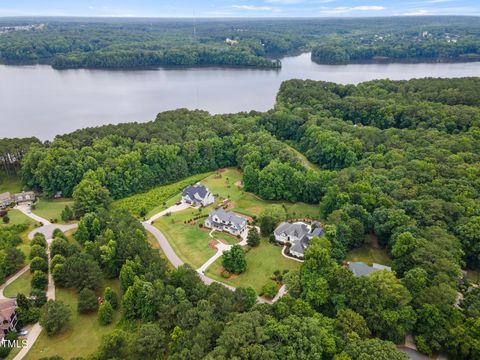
[78,288,99,314]
[40,300,72,336]
[98,300,113,325]
[261,280,278,299]
[104,287,119,310]
[30,245,48,260]
[30,257,48,273]
[31,234,47,248]
[31,270,48,290]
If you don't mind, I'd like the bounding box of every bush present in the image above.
[40,300,72,336]
[104,287,119,310]
[31,234,47,248]
[2,215,9,224]
[30,256,49,273]
[98,300,114,325]
[30,288,47,307]
[30,245,47,260]
[78,288,99,314]
[50,254,66,269]
[261,280,278,299]
[31,270,48,290]
[222,245,247,274]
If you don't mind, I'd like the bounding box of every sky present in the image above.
[0,0,479,17]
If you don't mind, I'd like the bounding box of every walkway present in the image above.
[142,207,287,303]
[9,207,62,360]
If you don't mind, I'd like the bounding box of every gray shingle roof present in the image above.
[274,222,309,239]
[208,208,246,230]
[348,262,392,277]
[182,185,209,202]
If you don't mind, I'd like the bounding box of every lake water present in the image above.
[1,52,480,140]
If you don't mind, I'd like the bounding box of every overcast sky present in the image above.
[0,0,479,17]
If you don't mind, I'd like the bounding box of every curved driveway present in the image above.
[9,206,70,360]
[142,205,285,304]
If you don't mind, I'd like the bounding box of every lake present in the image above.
[1,52,480,140]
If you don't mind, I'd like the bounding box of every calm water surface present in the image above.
[1,53,480,139]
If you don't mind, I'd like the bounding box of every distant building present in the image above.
[274,221,324,258]
[205,208,247,236]
[0,191,36,208]
[0,299,17,339]
[348,262,392,277]
[182,185,214,207]
[225,38,239,45]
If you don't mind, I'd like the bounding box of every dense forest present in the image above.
[2,76,480,358]
[0,16,480,69]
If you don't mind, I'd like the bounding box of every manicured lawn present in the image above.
[0,209,35,227]
[24,279,121,360]
[202,168,320,219]
[153,208,216,269]
[0,175,22,194]
[32,197,74,223]
[206,238,301,293]
[3,270,31,298]
[346,244,392,266]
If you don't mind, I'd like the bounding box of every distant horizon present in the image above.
[0,0,479,18]
[0,14,479,19]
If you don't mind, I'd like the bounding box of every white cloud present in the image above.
[265,0,306,4]
[396,9,434,15]
[319,5,385,14]
[232,5,275,11]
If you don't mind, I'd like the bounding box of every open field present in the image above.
[33,197,74,223]
[3,270,31,298]
[24,279,121,360]
[202,168,320,219]
[206,238,301,293]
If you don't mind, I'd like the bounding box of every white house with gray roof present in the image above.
[0,191,36,209]
[274,221,324,258]
[182,185,214,207]
[204,208,247,236]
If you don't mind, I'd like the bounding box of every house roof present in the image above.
[274,222,310,239]
[209,208,246,229]
[290,239,305,255]
[0,192,12,202]
[348,262,392,277]
[0,299,16,322]
[182,185,209,201]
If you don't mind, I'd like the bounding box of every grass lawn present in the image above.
[202,168,320,219]
[3,270,31,298]
[24,279,121,360]
[0,175,22,194]
[0,209,35,227]
[206,238,301,293]
[32,197,74,223]
[346,244,392,266]
[153,208,216,269]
